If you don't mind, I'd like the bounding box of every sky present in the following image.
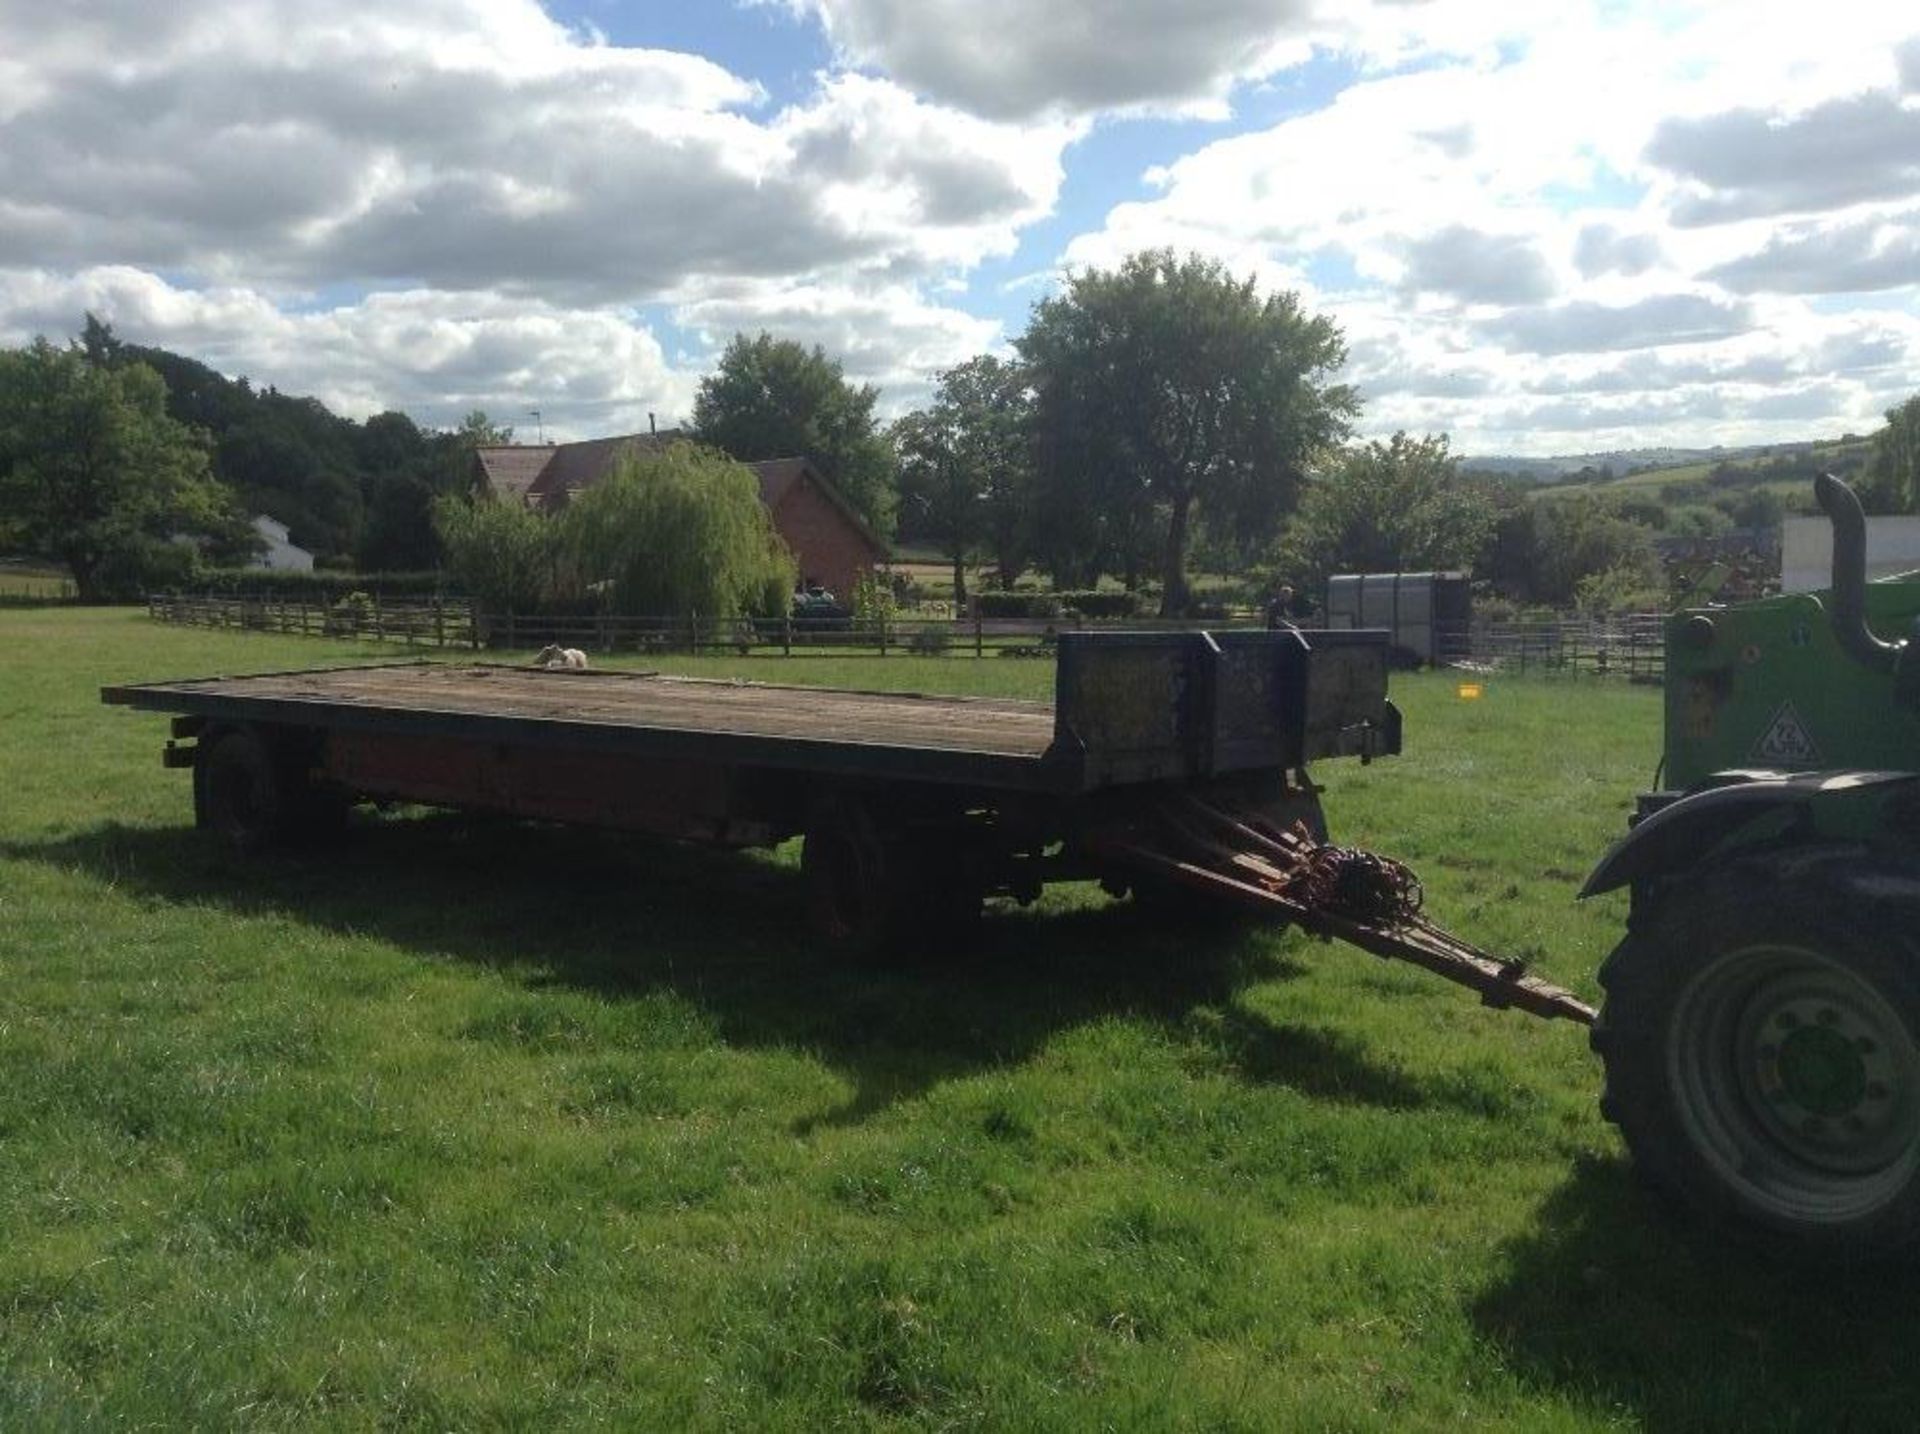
[1,0,1916,455]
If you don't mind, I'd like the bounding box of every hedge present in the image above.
[972,589,1147,620]
[972,591,1065,619]
[174,569,454,599]
[1057,590,1145,619]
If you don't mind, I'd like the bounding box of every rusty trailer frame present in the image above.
[103,629,1590,1023]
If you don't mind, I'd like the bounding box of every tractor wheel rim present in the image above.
[1667,943,1920,1224]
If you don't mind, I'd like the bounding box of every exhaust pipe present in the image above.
[1815,472,1902,674]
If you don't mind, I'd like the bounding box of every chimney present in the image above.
[648,411,657,436]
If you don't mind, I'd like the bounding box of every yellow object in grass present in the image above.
[1457,681,1484,700]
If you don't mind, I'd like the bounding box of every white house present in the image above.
[247,515,314,573]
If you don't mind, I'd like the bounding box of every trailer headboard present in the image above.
[1050,629,1400,788]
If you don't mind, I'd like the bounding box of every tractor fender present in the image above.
[1581,769,1920,899]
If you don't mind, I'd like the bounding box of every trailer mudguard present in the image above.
[1581,768,1920,899]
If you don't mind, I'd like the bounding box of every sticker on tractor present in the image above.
[1753,701,1820,766]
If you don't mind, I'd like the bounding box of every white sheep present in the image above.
[534,644,589,670]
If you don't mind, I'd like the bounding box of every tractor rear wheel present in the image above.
[1595,865,1920,1261]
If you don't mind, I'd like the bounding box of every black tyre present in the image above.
[803,798,902,960]
[198,727,346,853]
[200,729,288,853]
[1595,862,1920,1261]
[802,799,978,961]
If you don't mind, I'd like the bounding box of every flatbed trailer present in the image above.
[103,629,1593,1021]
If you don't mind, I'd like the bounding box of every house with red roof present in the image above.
[472,430,887,601]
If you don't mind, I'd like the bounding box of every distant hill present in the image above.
[1461,445,1769,482]
[1465,433,1878,501]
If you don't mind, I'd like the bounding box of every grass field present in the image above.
[3,609,1914,1428]
[1537,437,1873,503]
[0,564,76,601]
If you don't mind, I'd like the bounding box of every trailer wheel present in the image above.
[201,729,289,853]
[198,727,346,852]
[1595,870,1920,1261]
[803,798,903,959]
[802,800,974,960]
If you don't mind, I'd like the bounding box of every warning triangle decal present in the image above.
[1753,701,1820,767]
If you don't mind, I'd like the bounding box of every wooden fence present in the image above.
[146,593,1276,657]
[149,593,478,648]
[146,592,1669,677]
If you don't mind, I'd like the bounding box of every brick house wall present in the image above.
[769,476,883,600]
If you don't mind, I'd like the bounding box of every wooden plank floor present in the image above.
[127,664,1058,758]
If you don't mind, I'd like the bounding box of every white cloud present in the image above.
[1399,227,1556,306]
[0,0,1074,302]
[1481,294,1755,355]
[0,0,1080,433]
[670,276,1002,413]
[1708,210,1920,295]
[783,0,1583,121]
[3,0,1918,457]
[0,263,1008,436]
[1573,224,1663,279]
[1647,92,1920,226]
[1048,3,1920,450]
[782,0,1320,120]
[0,266,694,438]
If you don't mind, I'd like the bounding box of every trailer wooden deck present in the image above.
[103,662,1069,791]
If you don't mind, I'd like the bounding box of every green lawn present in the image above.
[0,565,76,601]
[2,610,1912,1428]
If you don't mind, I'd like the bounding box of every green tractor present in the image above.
[1585,474,1920,1260]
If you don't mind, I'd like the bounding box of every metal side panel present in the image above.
[1052,628,1398,788]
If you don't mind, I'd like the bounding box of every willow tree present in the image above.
[558,442,793,617]
[431,489,556,613]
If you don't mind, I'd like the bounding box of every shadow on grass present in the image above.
[1474,1155,1920,1429]
[3,811,1469,1125]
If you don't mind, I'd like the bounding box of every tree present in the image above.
[892,408,975,605]
[1017,249,1356,615]
[431,490,555,614]
[216,406,363,559]
[358,474,440,571]
[1279,433,1497,588]
[1528,493,1660,608]
[557,443,793,618]
[893,355,1034,606]
[356,411,455,570]
[693,333,896,536]
[454,409,513,447]
[0,338,244,598]
[433,443,795,619]
[1863,393,1920,512]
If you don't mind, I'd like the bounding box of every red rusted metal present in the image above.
[322,729,775,847]
[1088,793,1598,1025]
